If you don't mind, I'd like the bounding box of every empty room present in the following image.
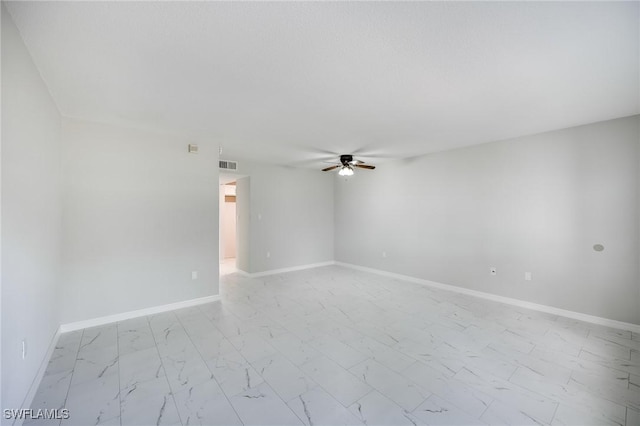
[1,1,639,425]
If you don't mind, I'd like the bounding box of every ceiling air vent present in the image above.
[219,160,238,171]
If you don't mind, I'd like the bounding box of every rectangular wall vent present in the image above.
[219,160,238,170]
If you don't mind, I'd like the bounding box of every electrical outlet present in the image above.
[22,339,27,360]
[266,251,270,258]
[490,267,497,276]
[525,272,532,281]
[191,271,198,280]
[382,251,387,258]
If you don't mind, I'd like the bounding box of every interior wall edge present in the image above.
[1,5,64,419]
[336,261,640,332]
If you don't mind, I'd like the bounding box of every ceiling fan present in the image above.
[321,154,375,176]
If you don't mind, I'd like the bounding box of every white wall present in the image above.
[232,161,334,274]
[335,116,640,325]
[59,118,219,324]
[219,185,225,260]
[235,176,251,272]
[1,6,62,417]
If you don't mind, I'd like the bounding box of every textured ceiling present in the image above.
[5,1,639,168]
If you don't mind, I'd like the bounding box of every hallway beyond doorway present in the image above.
[220,257,237,276]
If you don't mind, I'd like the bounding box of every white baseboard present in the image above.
[335,261,640,333]
[59,294,221,333]
[238,261,336,278]
[15,326,62,426]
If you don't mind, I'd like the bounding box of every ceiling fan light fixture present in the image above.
[338,165,354,176]
[322,154,374,174]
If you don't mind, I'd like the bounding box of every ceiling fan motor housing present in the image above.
[340,154,353,165]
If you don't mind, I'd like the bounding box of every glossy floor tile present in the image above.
[27,265,640,425]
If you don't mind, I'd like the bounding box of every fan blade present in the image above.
[354,164,376,170]
[348,160,364,165]
[322,165,340,172]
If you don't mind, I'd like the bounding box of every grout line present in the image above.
[115,322,122,426]
[146,314,183,426]
[549,401,560,425]
[173,309,246,425]
[59,329,85,426]
[506,365,519,382]
[477,397,493,420]
[625,407,628,426]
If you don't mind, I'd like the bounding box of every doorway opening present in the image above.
[219,179,237,275]
[219,173,249,276]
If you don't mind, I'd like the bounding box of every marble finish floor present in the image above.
[28,265,640,425]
